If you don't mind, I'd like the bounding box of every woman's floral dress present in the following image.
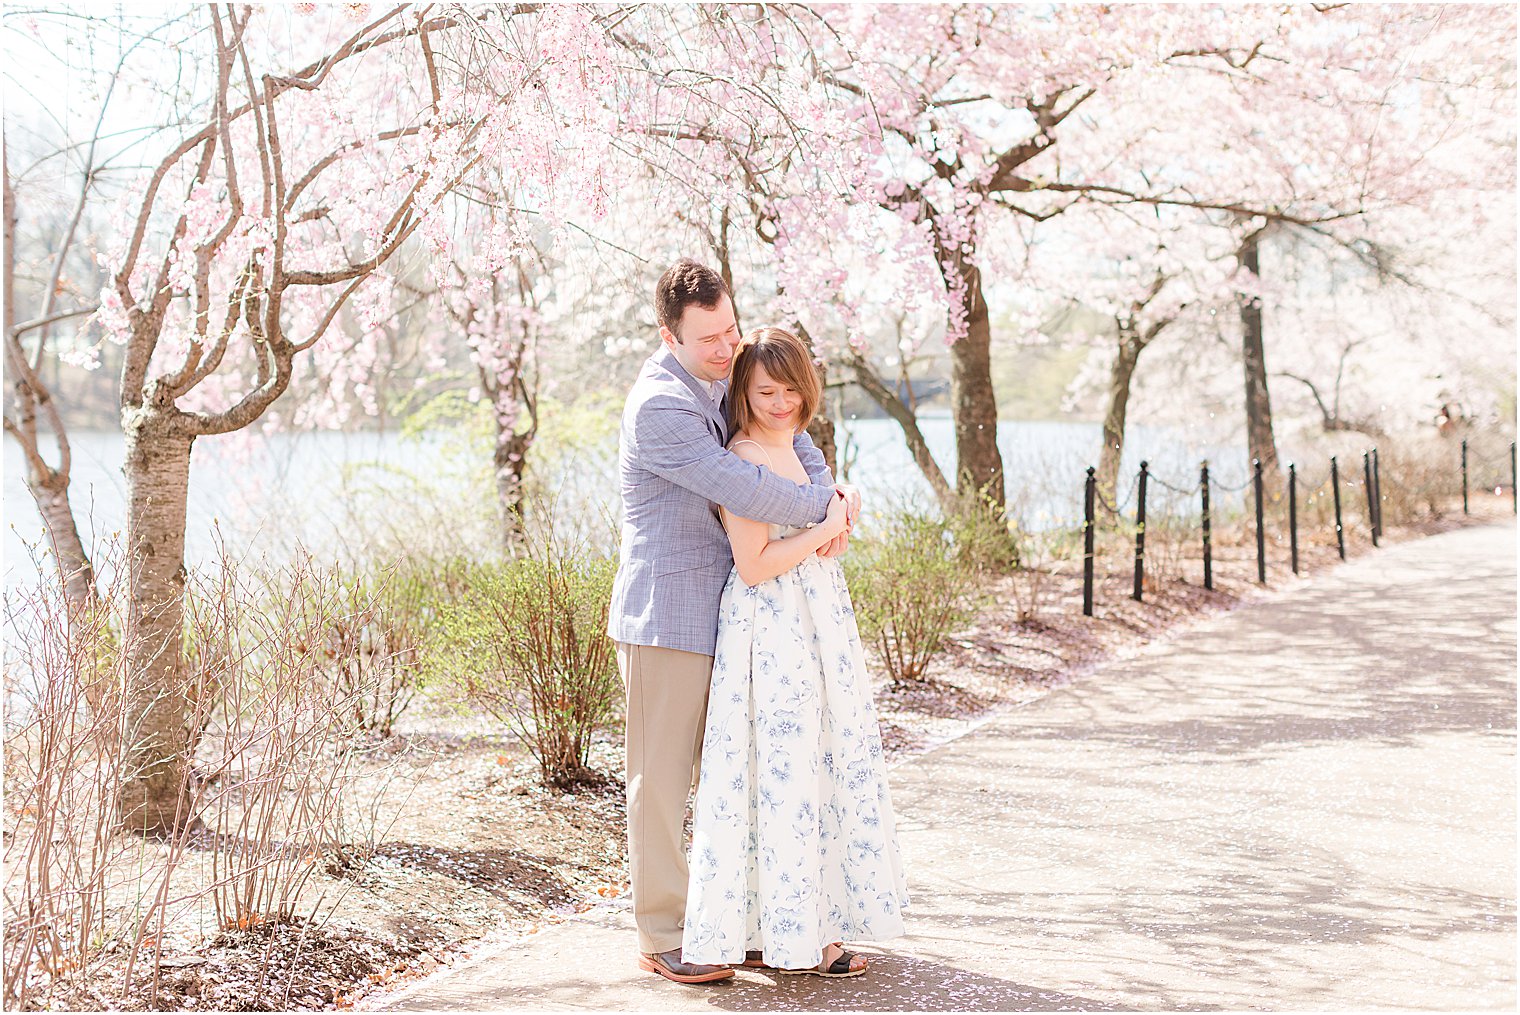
[680,524,909,969]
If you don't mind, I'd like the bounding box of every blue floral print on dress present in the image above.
[681,524,909,970]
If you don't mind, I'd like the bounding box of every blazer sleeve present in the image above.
[793,430,837,486]
[634,393,834,526]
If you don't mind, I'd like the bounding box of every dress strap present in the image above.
[728,438,774,468]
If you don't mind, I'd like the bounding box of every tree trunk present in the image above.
[805,397,838,478]
[1097,331,1143,513]
[29,472,98,608]
[948,260,1005,516]
[493,425,532,552]
[792,321,837,477]
[849,355,955,513]
[118,417,198,834]
[1238,228,1280,476]
[5,149,97,611]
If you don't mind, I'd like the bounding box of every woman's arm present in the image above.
[723,497,848,587]
[720,442,848,587]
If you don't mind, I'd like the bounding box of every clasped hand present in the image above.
[816,483,861,558]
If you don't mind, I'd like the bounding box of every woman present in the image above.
[680,327,908,978]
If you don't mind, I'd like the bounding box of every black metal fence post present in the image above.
[1253,458,1266,584]
[1371,446,1383,539]
[1200,462,1213,591]
[1133,461,1148,602]
[1289,462,1299,575]
[1363,451,1378,547]
[1083,467,1096,617]
[1331,456,1345,560]
[1461,438,1469,515]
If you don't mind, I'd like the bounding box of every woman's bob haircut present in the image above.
[727,326,822,436]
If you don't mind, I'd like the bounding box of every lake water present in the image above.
[3,418,1249,592]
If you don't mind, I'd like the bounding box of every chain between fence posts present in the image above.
[1461,439,1469,515]
[1200,462,1213,591]
[1331,456,1346,560]
[1083,466,1095,618]
[1371,446,1383,540]
[1289,462,1299,575]
[1253,458,1266,584]
[1133,461,1148,602]
[1076,436,1490,621]
[1363,451,1378,548]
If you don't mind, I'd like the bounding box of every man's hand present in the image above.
[817,484,860,558]
[833,483,861,528]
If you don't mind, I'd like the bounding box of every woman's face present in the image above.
[745,361,802,435]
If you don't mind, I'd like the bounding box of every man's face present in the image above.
[660,294,740,384]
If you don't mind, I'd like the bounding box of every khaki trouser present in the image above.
[618,642,713,955]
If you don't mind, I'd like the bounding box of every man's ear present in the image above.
[659,325,679,350]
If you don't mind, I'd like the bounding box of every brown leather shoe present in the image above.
[638,948,735,984]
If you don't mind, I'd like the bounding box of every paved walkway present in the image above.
[375,522,1516,1011]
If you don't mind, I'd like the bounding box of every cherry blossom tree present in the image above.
[758,4,1514,511]
[441,241,543,548]
[1014,4,1516,475]
[594,3,873,475]
[82,3,630,832]
[1011,202,1240,503]
[786,4,1197,516]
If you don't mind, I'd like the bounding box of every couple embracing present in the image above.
[608,260,909,984]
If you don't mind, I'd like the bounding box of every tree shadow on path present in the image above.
[705,952,1221,1011]
[381,952,1207,1012]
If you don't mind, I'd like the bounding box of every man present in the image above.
[609,259,858,984]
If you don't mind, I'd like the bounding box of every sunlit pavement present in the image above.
[375,521,1516,1012]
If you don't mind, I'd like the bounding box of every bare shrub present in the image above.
[1003,478,1084,623]
[4,545,424,1008]
[432,550,619,788]
[1138,486,1199,585]
[3,565,130,1007]
[1373,437,1461,525]
[199,553,424,931]
[1007,521,1081,622]
[1293,460,1341,537]
[947,488,1022,575]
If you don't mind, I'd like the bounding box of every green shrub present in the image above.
[323,559,466,738]
[947,492,1022,574]
[845,510,982,686]
[432,551,619,787]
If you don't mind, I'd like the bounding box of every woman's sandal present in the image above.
[744,941,849,970]
[777,947,868,978]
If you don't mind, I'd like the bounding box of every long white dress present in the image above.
[680,523,909,969]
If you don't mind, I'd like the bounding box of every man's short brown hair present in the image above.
[726,327,822,436]
[655,259,730,340]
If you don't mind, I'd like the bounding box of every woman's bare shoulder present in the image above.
[726,436,773,467]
